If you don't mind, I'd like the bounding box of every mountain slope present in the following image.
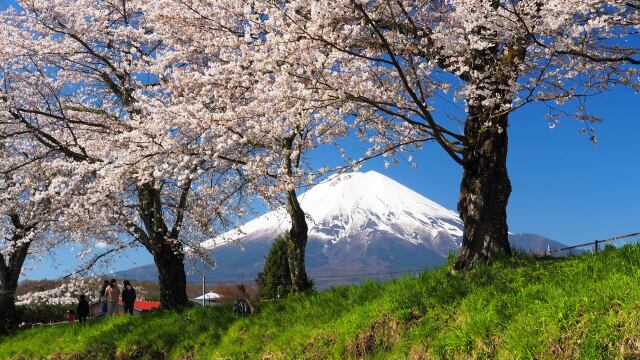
[509,233,567,253]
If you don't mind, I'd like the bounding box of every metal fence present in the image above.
[540,232,640,257]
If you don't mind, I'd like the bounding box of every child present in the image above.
[66,309,75,323]
[77,294,90,323]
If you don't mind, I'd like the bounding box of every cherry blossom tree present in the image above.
[0,176,50,332]
[205,0,638,269]
[142,0,369,292]
[0,48,86,331]
[0,124,80,332]
[0,0,244,309]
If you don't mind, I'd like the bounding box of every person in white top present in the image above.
[105,279,121,317]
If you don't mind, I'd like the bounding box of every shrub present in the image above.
[16,304,75,325]
[256,234,292,299]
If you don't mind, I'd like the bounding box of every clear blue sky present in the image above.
[3,0,638,279]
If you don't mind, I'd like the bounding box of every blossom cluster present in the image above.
[16,278,100,306]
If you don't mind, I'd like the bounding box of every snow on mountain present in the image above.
[202,171,464,256]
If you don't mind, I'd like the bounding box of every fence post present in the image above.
[594,240,599,253]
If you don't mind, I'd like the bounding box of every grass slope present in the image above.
[3,244,640,359]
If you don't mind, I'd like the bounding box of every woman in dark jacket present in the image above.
[77,294,90,323]
[121,280,136,315]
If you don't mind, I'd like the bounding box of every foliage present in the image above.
[256,234,292,299]
[15,304,75,325]
[4,245,640,358]
[15,277,101,306]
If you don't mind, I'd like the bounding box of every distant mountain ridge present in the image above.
[117,171,568,288]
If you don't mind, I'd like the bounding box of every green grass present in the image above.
[4,244,640,359]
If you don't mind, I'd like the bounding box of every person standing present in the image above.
[121,280,137,315]
[99,280,109,316]
[105,279,120,317]
[66,310,75,323]
[77,294,90,323]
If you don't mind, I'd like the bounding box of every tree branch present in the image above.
[60,240,137,280]
[350,0,464,164]
[170,181,192,239]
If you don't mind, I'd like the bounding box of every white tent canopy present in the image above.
[195,292,222,301]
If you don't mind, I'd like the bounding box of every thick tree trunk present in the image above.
[137,183,189,309]
[286,189,310,293]
[0,283,19,334]
[151,242,189,309]
[454,110,512,270]
[451,11,527,270]
[0,234,30,334]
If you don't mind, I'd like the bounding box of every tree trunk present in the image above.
[0,234,30,334]
[0,287,18,334]
[286,189,310,293]
[454,110,512,270]
[451,11,528,270]
[151,241,189,309]
[137,183,189,309]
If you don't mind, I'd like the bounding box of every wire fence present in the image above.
[538,232,640,257]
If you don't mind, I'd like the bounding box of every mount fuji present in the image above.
[203,171,465,256]
[118,171,567,288]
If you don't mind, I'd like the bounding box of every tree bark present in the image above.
[451,8,529,270]
[0,230,30,334]
[0,288,19,334]
[454,109,512,270]
[286,189,311,293]
[151,241,188,309]
[281,134,311,294]
[136,183,189,309]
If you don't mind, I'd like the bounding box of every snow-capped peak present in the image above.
[202,171,463,254]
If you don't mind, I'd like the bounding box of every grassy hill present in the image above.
[3,244,640,359]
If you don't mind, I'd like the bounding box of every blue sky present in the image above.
[3,0,638,279]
